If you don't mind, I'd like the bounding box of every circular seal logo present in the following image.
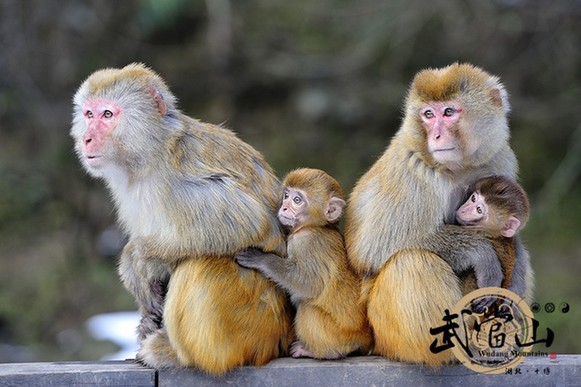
[450,287,534,374]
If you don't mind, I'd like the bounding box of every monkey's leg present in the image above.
[293,303,371,359]
[368,249,460,367]
[152,256,292,374]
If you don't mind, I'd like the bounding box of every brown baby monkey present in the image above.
[456,175,530,290]
[236,168,372,359]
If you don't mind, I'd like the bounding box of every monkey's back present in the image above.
[165,255,293,374]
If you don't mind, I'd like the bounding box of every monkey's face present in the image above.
[278,187,308,229]
[71,64,174,180]
[456,190,488,227]
[76,98,122,173]
[420,101,464,165]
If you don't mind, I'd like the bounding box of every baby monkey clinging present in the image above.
[237,168,372,359]
[456,175,530,290]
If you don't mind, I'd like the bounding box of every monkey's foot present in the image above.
[471,297,497,314]
[136,329,180,369]
[136,312,164,342]
[290,341,314,358]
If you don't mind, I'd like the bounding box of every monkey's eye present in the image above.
[423,110,434,119]
[85,110,93,119]
[103,110,113,119]
[470,194,476,202]
[443,107,456,117]
[476,206,482,214]
[293,196,302,205]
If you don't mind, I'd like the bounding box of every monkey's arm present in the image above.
[235,248,325,300]
[423,224,503,289]
[118,242,171,341]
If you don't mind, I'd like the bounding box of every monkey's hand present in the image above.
[235,247,269,269]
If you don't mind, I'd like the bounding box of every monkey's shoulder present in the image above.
[179,117,260,155]
[288,227,346,262]
[164,125,278,189]
[289,225,342,242]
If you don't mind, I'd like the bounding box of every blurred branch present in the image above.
[205,0,232,69]
[538,122,581,208]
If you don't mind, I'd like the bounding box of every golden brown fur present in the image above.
[289,225,372,358]
[139,256,292,374]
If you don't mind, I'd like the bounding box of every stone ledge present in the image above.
[0,355,579,386]
[0,360,154,386]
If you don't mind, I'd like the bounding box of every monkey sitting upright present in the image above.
[70,63,292,374]
[345,64,533,367]
[455,175,530,291]
[236,168,372,359]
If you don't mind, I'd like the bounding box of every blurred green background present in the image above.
[0,0,579,361]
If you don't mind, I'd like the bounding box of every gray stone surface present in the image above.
[0,360,155,386]
[158,355,580,387]
[0,355,579,386]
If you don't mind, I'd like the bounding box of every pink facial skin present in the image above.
[278,188,308,229]
[420,102,463,163]
[456,190,522,238]
[456,191,487,227]
[81,99,121,167]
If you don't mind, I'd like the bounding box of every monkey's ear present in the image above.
[501,216,521,238]
[488,85,510,114]
[325,197,346,223]
[148,86,168,116]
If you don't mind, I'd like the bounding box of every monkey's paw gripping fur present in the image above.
[234,248,263,269]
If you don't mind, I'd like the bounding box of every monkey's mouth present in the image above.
[85,154,103,165]
[279,215,296,227]
[433,147,455,152]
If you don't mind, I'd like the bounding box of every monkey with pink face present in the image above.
[71,63,292,374]
[345,63,534,366]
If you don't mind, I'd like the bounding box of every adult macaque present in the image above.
[456,175,530,289]
[71,63,291,374]
[345,63,533,366]
[237,168,372,359]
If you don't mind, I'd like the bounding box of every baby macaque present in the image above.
[236,168,372,359]
[456,175,530,289]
